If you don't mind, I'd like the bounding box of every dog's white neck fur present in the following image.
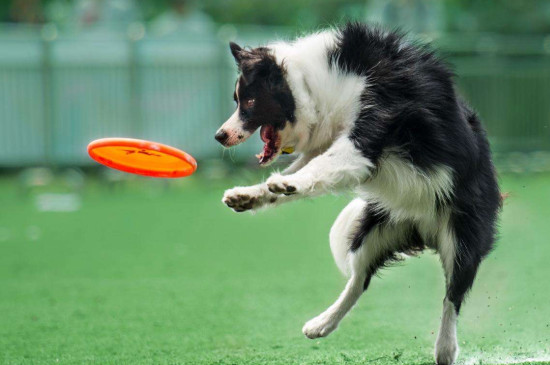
[269,31,366,154]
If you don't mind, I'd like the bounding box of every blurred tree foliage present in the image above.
[131,0,550,34]
[200,0,366,29]
[444,0,550,34]
[1,0,550,34]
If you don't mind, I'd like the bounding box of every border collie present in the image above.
[215,22,501,365]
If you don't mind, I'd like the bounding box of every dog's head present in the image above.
[215,42,297,166]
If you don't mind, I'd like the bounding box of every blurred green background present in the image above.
[1,1,550,364]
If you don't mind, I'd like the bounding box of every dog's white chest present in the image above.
[355,154,454,223]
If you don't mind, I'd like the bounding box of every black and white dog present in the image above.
[215,23,501,365]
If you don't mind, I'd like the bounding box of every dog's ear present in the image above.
[238,48,282,87]
[229,42,262,65]
[229,42,247,63]
[230,44,282,87]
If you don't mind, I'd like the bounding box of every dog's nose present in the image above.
[215,130,228,144]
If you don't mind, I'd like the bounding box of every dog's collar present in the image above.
[281,146,295,155]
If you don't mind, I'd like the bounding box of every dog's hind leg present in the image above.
[302,269,366,339]
[434,215,460,365]
[302,198,400,339]
[435,212,492,365]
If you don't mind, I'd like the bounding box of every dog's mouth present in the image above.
[256,125,281,166]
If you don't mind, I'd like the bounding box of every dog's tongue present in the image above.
[260,125,273,143]
[257,125,276,164]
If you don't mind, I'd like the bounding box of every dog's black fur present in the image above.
[218,23,502,363]
[333,23,501,313]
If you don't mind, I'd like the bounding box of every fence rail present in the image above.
[1,24,550,166]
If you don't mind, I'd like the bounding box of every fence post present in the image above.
[128,25,144,139]
[217,25,237,134]
[41,24,56,165]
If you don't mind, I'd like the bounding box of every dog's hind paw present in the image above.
[435,334,459,365]
[302,315,338,339]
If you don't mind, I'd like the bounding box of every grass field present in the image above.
[1,170,549,365]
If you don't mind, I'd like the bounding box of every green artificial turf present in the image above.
[1,171,549,364]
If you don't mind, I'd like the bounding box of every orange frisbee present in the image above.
[87,138,197,178]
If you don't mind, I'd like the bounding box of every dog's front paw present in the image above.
[222,186,265,212]
[302,314,338,339]
[266,174,308,195]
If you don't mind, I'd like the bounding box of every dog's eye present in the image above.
[244,98,255,109]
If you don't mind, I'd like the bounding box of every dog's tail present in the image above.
[500,192,509,208]
[459,98,508,206]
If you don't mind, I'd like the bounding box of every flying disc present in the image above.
[87,138,197,178]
